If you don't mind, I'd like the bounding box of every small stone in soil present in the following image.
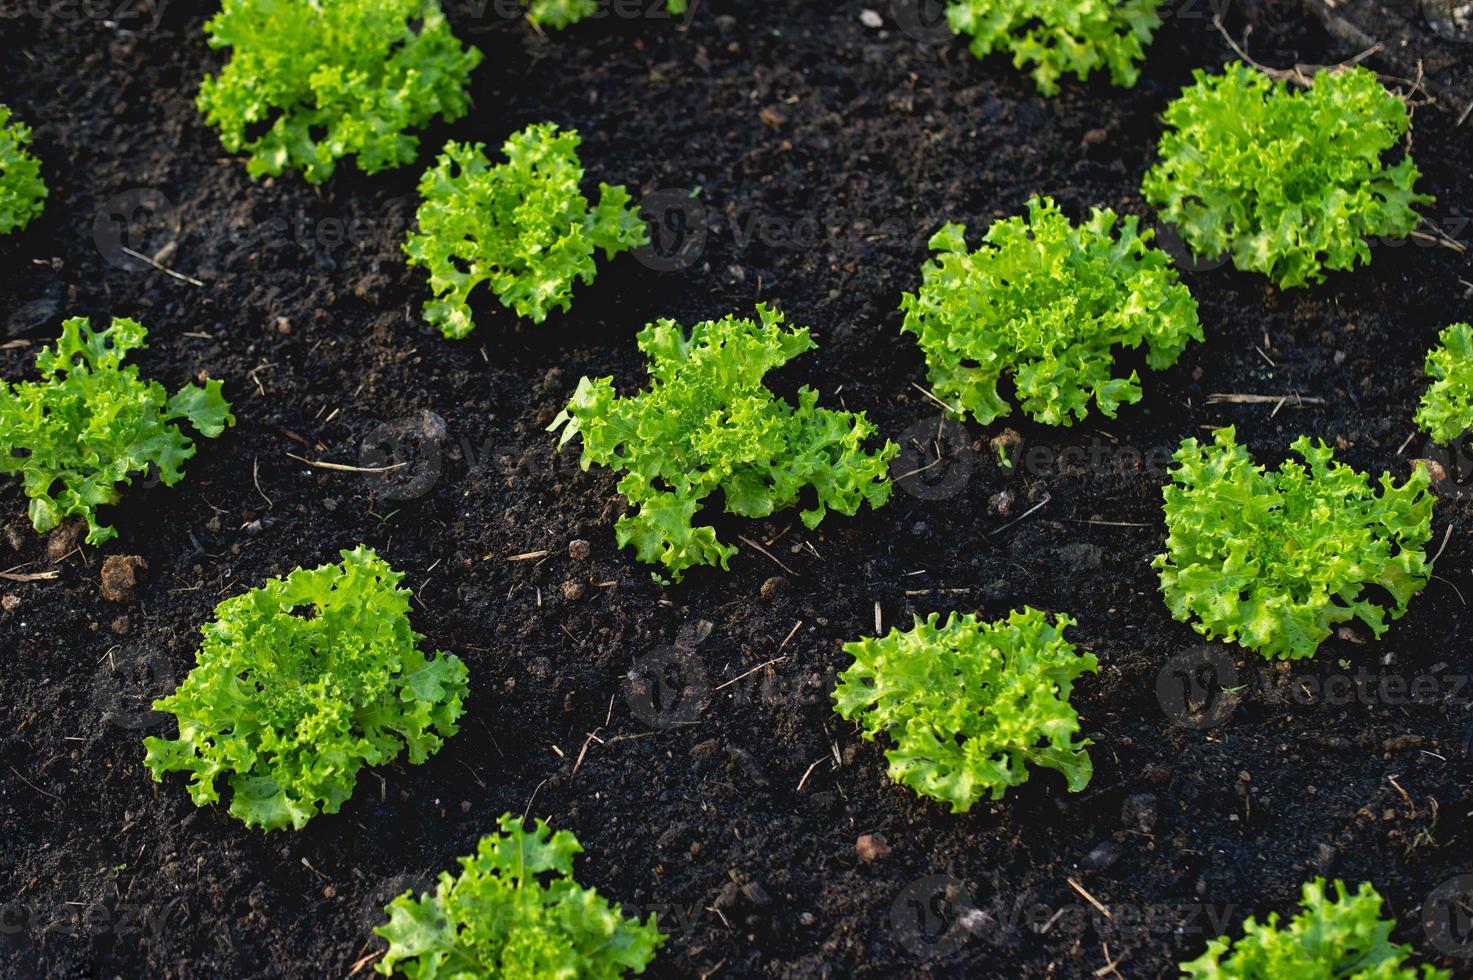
[1121,792,1158,833]
[1081,840,1123,870]
[568,539,591,561]
[760,575,787,599]
[100,555,148,603]
[46,517,86,561]
[855,833,891,862]
[560,580,585,601]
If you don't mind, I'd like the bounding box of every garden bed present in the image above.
[1,0,1471,976]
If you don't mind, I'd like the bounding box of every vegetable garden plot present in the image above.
[1,1,1471,977]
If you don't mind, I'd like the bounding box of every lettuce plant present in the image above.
[1182,878,1449,979]
[943,0,1164,95]
[0,316,233,545]
[832,608,1097,813]
[405,125,647,339]
[1415,322,1473,444]
[197,0,482,183]
[376,813,664,978]
[0,104,46,234]
[551,305,896,582]
[143,547,468,832]
[900,196,1201,427]
[1142,62,1431,289]
[1155,427,1434,661]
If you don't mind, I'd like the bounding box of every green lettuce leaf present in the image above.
[833,608,1098,812]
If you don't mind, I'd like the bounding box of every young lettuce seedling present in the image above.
[832,608,1098,813]
[1155,427,1434,661]
[900,195,1201,427]
[143,547,468,832]
[943,0,1164,95]
[551,305,897,582]
[405,124,647,339]
[197,0,482,183]
[1181,878,1448,979]
[1143,62,1431,288]
[1415,322,1473,445]
[0,316,234,545]
[375,813,665,978]
[0,104,46,234]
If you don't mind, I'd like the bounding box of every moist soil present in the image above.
[1,1,1472,977]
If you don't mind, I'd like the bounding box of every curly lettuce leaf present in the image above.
[1182,878,1449,979]
[0,316,235,545]
[550,305,897,582]
[404,125,647,338]
[197,0,481,183]
[143,547,469,832]
[944,0,1163,95]
[900,195,1202,427]
[1154,427,1434,660]
[833,608,1098,812]
[0,104,46,234]
[1142,63,1432,288]
[1415,322,1473,445]
[375,813,664,978]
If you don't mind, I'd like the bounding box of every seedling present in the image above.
[1182,878,1448,979]
[375,813,664,978]
[1155,427,1434,661]
[197,0,482,183]
[900,196,1202,427]
[551,305,897,582]
[832,608,1098,813]
[1142,62,1431,288]
[1415,322,1473,444]
[0,316,234,545]
[405,124,647,339]
[0,104,45,234]
[143,547,469,832]
[943,0,1163,95]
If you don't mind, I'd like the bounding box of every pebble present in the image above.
[560,580,585,601]
[760,575,787,599]
[1081,840,1123,870]
[859,9,883,28]
[1,595,20,614]
[1121,792,1158,833]
[46,518,86,561]
[568,539,591,561]
[100,555,148,603]
[855,833,890,862]
[987,490,1014,517]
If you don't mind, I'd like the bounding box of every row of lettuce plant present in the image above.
[0,0,1466,975]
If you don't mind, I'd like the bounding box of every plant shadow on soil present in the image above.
[0,0,1471,977]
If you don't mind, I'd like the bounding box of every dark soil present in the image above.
[2,1,1472,977]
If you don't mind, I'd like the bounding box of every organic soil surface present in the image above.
[2,2,1472,977]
